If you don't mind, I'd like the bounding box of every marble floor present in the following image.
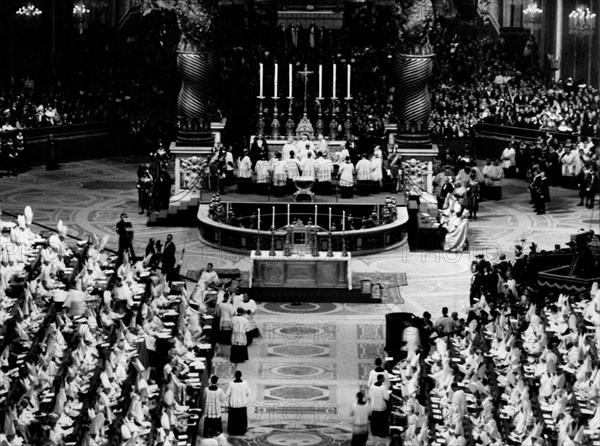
[0,157,596,445]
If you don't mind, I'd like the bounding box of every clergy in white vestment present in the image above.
[282,136,296,161]
[226,370,251,435]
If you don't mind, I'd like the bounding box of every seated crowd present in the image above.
[0,206,229,446]
[365,240,600,446]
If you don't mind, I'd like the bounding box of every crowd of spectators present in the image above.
[429,25,600,139]
[0,10,178,142]
[384,238,599,446]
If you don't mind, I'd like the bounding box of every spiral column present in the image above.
[392,52,434,148]
[176,49,216,147]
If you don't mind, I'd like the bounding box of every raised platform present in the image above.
[247,287,379,303]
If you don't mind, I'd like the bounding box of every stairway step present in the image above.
[168,203,178,214]
[148,212,158,223]
[159,209,169,219]
[179,199,190,211]
[189,197,199,207]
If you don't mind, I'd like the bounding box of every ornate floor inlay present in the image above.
[262,385,333,402]
[259,362,337,380]
[356,324,384,340]
[228,423,353,446]
[263,323,339,344]
[357,342,385,360]
[264,343,334,358]
[261,302,340,314]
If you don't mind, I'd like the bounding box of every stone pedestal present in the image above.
[171,120,225,194]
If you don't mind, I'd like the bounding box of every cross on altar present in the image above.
[298,64,314,114]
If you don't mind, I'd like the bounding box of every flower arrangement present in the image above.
[140,0,215,50]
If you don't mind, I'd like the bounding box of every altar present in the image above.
[249,250,352,290]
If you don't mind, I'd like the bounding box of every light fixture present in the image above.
[73,1,90,16]
[569,7,596,36]
[523,2,542,29]
[16,3,42,16]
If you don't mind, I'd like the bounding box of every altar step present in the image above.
[249,287,381,304]
[147,197,200,226]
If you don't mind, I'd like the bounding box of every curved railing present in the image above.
[197,203,409,256]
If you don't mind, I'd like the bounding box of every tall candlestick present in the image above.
[329,207,332,230]
[259,63,264,97]
[318,64,323,98]
[274,63,278,98]
[272,206,275,228]
[287,204,290,226]
[347,64,351,98]
[314,205,317,226]
[342,211,345,231]
[332,64,337,98]
[288,64,293,98]
[258,208,261,231]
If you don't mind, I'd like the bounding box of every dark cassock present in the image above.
[161,236,176,281]
[226,372,251,436]
[230,309,249,364]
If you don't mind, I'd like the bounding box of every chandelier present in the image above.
[73,1,90,16]
[523,2,543,29]
[16,3,42,16]
[569,7,596,36]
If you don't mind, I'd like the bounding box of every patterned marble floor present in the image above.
[1,157,596,445]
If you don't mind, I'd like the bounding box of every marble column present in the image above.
[555,0,563,81]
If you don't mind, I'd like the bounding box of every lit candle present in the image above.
[274,63,278,98]
[329,207,332,230]
[342,211,345,231]
[288,64,293,98]
[258,208,261,231]
[318,64,323,98]
[347,64,351,98]
[314,205,317,226]
[259,63,264,97]
[287,203,290,226]
[272,206,275,228]
[332,64,337,98]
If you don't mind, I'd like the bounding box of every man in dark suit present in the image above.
[116,213,135,263]
[162,234,177,282]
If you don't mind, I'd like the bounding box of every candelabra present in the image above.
[569,7,596,35]
[315,99,324,137]
[523,2,542,30]
[344,98,353,140]
[269,226,276,256]
[284,225,292,257]
[255,228,262,256]
[271,98,281,139]
[327,230,333,257]
[73,1,89,34]
[569,7,596,81]
[16,3,42,16]
[329,99,339,140]
[257,97,266,137]
[286,97,295,137]
[311,227,319,257]
[341,230,348,257]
